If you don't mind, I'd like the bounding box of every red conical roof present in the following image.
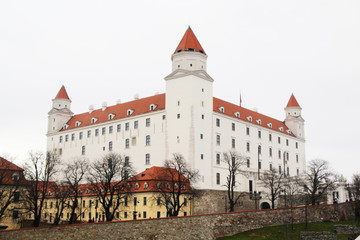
[286,94,300,108]
[174,26,206,55]
[55,85,70,100]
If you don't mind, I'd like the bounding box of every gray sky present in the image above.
[1,0,359,180]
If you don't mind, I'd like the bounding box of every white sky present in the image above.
[0,0,359,180]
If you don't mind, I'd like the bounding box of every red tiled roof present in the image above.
[55,85,70,100]
[213,97,295,136]
[62,93,166,131]
[62,93,294,136]
[286,94,300,108]
[0,157,23,171]
[174,26,206,55]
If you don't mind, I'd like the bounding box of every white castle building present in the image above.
[47,27,305,193]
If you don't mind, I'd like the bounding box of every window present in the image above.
[258,145,261,154]
[270,163,273,171]
[133,197,138,206]
[143,211,147,219]
[81,146,85,155]
[13,192,20,202]
[87,130,91,138]
[102,127,106,135]
[144,182,148,189]
[79,132,83,140]
[125,122,129,131]
[134,121,138,129]
[157,211,161,218]
[145,154,150,165]
[216,135,220,145]
[297,169,299,175]
[216,173,220,185]
[177,113,180,119]
[124,212,128,219]
[59,136,63,143]
[269,148,272,157]
[232,123,235,131]
[296,142,298,149]
[125,156,129,166]
[287,152,289,160]
[200,134,203,139]
[125,139,129,148]
[286,139,289,146]
[12,173,19,182]
[258,130,261,139]
[65,135,69,142]
[127,109,133,116]
[269,134,272,142]
[117,124,121,132]
[71,133,75,141]
[279,166,282,174]
[216,153,220,165]
[50,202,53,208]
[247,158,250,168]
[143,197,147,206]
[12,210,19,219]
[146,135,150,145]
[246,127,250,135]
[278,150,281,159]
[216,118,220,127]
[287,167,290,176]
[157,197,161,206]
[296,154,299,163]
[232,138,235,148]
[109,141,113,151]
[184,198,188,207]
[201,154,204,160]
[146,118,150,127]
[258,161,261,169]
[109,126,113,134]
[278,137,281,144]
[249,180,253,192]
[124,198,128,207]
[82,200,86,208]
[246,142,250,152]
[201,114,204,119]
[135,183,139,190]
[162,115,166,120]
[95,129,99,136]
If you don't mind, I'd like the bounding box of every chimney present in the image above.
[102,102,107,111]
[134,93,139,100]
[116,99,121,105]
[89,105,94,114]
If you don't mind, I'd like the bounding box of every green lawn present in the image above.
[217,220,359,240]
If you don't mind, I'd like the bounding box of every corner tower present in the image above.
[284,94,305,139]
[165,27,214,189]
[47,85,73,134]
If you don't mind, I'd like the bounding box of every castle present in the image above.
[47,27,305,196]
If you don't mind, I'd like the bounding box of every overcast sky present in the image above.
[0,0,359,180]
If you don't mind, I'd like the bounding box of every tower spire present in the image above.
[55,85,70,100]
[174,27,206,55]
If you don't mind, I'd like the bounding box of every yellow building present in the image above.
[0,157,30,230]
[40,166,192,224]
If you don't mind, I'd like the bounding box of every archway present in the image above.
[261,202,270,209]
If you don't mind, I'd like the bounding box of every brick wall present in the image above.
[0,202,355,240]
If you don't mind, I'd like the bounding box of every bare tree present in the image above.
[64,159,89,224]
[50,182,70,225]
[222,151,246,212]
[302,159,335,205]
[23,151,60,227]
[0,157,28,221]
[260,168,284,209]
[283,176,302,229]
[88,153,134,222]
[156,153,199,217]
[352,174,360,222]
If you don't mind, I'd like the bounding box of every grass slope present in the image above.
[217,220,359,240]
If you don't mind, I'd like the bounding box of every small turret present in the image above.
[171,26,208,72]
[47,85,73,134]
[284,94,304,139]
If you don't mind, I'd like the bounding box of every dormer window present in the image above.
[279,127,284,132]
[218,106,225,113]
[91,117,98,124]
[234,112,240,118]
[188,48,194,51]
[286,129,292,134]
[127,109,134,116]
[108,114,115,120]
[12,173,19,181]
[256,119,261,125]
[267,123,272,128]
[63,124,69,130]
[144,182,148,189]
[150,104,157,111]
[246,116,252,122]
[75,121,81,127]
[135,183,139,190]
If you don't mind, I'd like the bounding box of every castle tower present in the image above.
[284,94,305,139]
[47,85,73,134]
[165,27,214,188]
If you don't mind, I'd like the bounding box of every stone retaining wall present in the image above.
[0,202,355,240]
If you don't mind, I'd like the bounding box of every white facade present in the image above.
[47,28,306,192]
